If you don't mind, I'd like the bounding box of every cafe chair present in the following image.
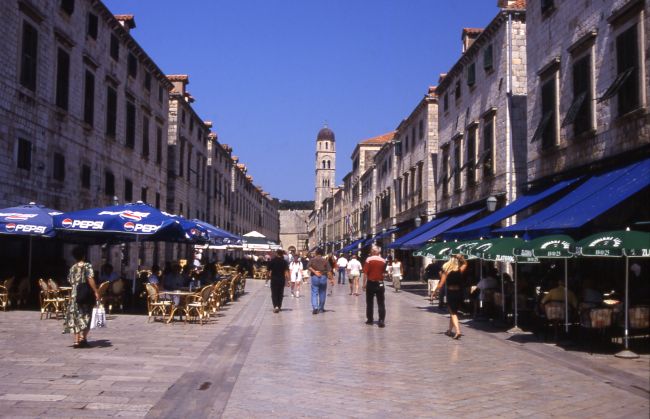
[104,279,125,313]
[229,274,242,301]
[145,283,172,323]
[0,277,14,311]
[96,281,110,305]
[38,278,65,319]
[543,301,566,341]
[186,285,214,325]
[628,306,650,330]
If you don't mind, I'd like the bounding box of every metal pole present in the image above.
[615,254,639,359]
[514,261,518,328]
[500,264,505,320]
[132,236,139,295]
[27,236,33,282]
[564,258,569,334]
[623,256,630,350]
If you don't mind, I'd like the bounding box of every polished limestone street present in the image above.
[0,280,647,418]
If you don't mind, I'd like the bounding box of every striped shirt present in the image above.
[363,255,386,281]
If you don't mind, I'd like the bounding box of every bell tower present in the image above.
[314,125,336,211]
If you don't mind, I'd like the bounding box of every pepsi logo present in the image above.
[5,223,16,232]
[120,211,142,222]
[7,215,30,221]
[124,222,135,231]
[62,218,73,228]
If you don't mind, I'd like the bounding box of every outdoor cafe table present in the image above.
[158,290,195,323]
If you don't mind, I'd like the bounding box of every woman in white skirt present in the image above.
[289,255,303,297]
[390,257,403,292]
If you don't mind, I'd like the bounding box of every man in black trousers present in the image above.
[268,249,289,313]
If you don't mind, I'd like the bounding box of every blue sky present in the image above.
[104,0,499,201]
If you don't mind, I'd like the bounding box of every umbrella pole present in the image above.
[500,264,505,320]
[132,236,139,295]
[479,262,483,310]
[27,236,33,282]
[508,261,523,334]
[564,258,569,334]
[616,255,639,359]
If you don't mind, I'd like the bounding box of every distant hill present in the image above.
[278,200,314,211]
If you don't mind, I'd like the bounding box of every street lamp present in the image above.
[486,196,497,212]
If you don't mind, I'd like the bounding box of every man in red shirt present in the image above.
[362,245,387,328]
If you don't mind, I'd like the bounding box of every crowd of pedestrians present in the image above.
[260,245,397,328]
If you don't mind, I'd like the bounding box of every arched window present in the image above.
[322,160,326,169]
[327,160,331,169]
[325,142,329,150]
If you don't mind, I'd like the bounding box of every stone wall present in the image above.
[437,10,527,212]
[526,0,650,182]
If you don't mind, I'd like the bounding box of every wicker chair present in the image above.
[96,281,110,305]
[0,277,14,311]
[104,279,125,313]
[145,283,172,323]
[38,278,65,319]
[543,301,566,341]
[186,285,214,324]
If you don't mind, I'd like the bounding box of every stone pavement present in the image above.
[0,279,647,418]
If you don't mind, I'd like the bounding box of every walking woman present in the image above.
[433,254,467,339]
[389,257,403,292]
[289,254,303,297]
[63,246,100,348]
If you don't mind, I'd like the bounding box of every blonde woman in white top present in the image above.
[289,255,303,297]
[346,255,363,296]
[389,258,403,292]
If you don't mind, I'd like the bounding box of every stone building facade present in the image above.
[0,0,279,275]
[525,0,650,184]
[0,0,173,272]
[436,1,528,216]
[279,209,310,252]
[391,87,439,229]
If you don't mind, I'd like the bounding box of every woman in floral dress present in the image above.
[63,246,100,348]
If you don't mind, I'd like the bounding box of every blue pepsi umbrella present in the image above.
[54,202,208,293]
[190,219,241,245]
[0,203,63,282]
[53,202,206,244]
[0,203,62,238]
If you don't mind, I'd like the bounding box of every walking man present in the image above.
[308,248,331,314]
[363,245,387,328]
[336,254,348,285]
[268,249,289,313]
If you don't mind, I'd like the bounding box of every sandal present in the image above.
[444,330,453,337]
[453,333,463,340]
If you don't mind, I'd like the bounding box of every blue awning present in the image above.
[338,238,364,254]
[401,209,482,249]
[496,158,650,236]
[362,227,400,246]
[387,217,450,249]
[443,177,579,240]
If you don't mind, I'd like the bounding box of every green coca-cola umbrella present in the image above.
[576,230,650,359]
[415,241,454,260]
[470,237,538,333]
[516,234,575,333]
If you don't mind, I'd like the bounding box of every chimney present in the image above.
[497,0,521,8]
[166,74,189,95]
[462,28,483,53]
[114,15,136,33]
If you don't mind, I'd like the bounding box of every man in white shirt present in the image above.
[346,255,362,296]
[336,255,348,285]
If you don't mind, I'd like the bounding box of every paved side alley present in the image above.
[0,279,647,418]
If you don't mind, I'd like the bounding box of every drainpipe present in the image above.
[505,11,514,208]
